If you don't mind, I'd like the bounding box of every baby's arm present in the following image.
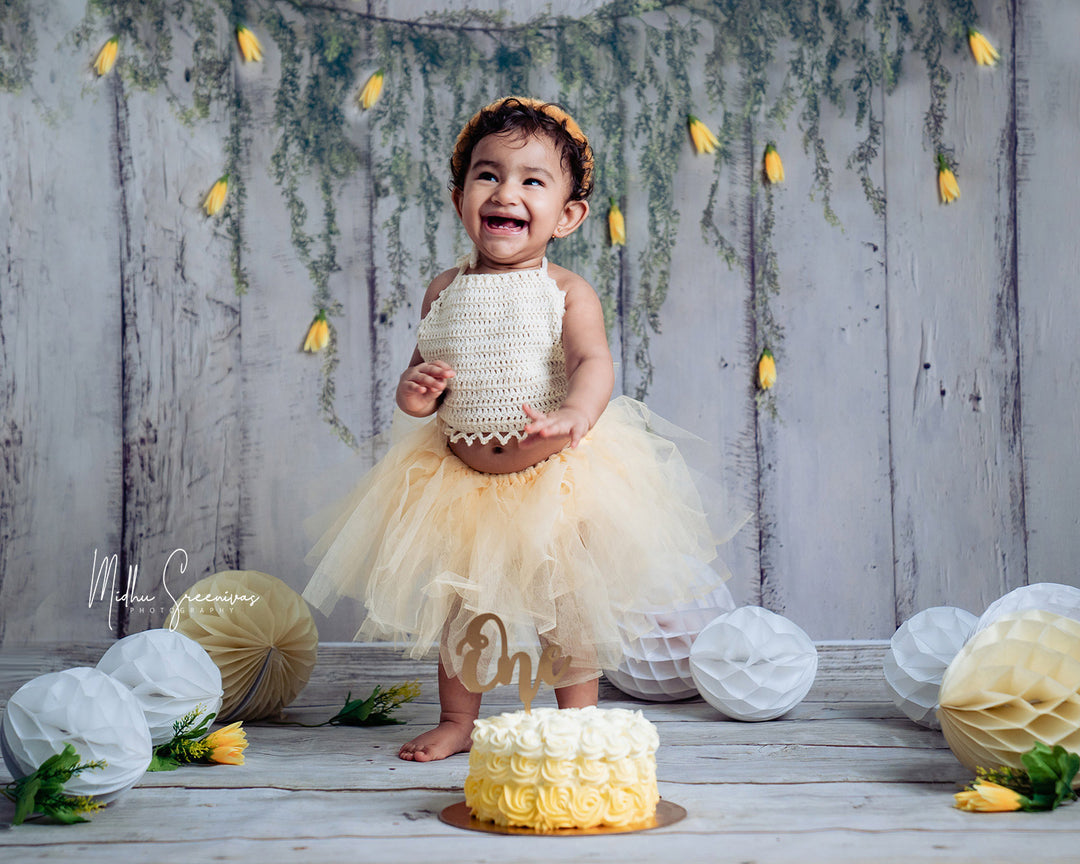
[396,270,458,417]
[523,270,614,448]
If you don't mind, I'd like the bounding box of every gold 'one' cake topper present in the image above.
[456,612,569,713]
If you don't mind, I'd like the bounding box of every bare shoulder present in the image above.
[547,262,599,309]
[420,267,459,317]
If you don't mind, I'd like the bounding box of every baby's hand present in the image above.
[521,403,591,449]
[397,361,454,415]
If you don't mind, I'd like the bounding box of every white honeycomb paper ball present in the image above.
[607,580,736,702]
[1,667,152,801]
[689,606,818,721]
[975,583,1080,634]
[883,606,978,729]
[97,628,224,745]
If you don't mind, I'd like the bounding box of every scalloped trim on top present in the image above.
[445,426,528,446]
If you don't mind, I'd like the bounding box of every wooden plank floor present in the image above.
[3,642,1079,863]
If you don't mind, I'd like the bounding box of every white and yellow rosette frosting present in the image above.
[464,706,660,831]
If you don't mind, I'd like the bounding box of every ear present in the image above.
[552,199,589,240]
[451,187,464,221]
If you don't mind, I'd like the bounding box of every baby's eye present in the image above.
[523,177,544,187]
[477,171,497,182]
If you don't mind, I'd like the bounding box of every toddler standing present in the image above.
[304,97,737,761]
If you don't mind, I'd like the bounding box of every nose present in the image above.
[490,181,518,206]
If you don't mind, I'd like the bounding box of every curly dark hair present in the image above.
[449,97,594,201]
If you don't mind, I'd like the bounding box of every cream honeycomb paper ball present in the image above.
[883,606,978,729]
[975,582,1080,633]
[1,667,152,801]
[607,579,736,702]
[689,606,818,721]
[937,608,1080,774]
[96,628,224,744]
[170,570,318,721]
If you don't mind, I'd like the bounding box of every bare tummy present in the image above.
[449,431,571,474]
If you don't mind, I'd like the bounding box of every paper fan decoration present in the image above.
[1,667,152,801]
[883,606,978,729]
[170,570,318,721]
[975,582,1080,633]
[689,606,818,721]
[96,628,224,744]
[607,580,736,702]
[937,609,1080,774]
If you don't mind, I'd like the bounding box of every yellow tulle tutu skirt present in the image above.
[303,396,743,686]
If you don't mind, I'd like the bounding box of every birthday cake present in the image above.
[464,706,660,831]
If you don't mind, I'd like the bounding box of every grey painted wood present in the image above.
[3,643,1080,863]
[2,1,1078,646]
[760,54,894,638]
[116,25,243,633]
[885,0,1026,622]
[0,4,125,645]
[1017,0,1080,589]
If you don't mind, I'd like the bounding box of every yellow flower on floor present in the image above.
[937,154,960,204]
[757,348,776,391]
[608,199,626,246]
[764,143,785,184]
[203,722,247,766]
[968,28,1000,67]
[236,25,263,63]
[358,70,384,110]
[203,175,229,217]
[687,114,719,155]
[303,310,330,353]
[93,37,119,77]
[954,781,1024,812]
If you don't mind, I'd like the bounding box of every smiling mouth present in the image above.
[483,215,527,232]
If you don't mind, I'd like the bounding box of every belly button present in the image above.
[492,446,504,454]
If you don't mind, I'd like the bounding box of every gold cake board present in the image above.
[439,799,686,836]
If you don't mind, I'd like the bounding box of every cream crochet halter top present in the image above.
[416,257,568,445]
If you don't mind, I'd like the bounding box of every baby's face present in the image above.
[454,130,585,270]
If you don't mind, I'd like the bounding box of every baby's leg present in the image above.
[555,676,598,708]
[398,659,480,762]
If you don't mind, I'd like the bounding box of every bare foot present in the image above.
[398,719,474,762]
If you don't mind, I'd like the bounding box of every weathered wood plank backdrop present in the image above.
[2,0,1077,647]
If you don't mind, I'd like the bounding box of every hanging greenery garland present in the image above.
[0,0,995,446]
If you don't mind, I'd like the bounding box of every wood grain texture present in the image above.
[885,0,1026,622]
[1016,0,1080,588]
[115,22,243,633]
[2,1,1079,646]
[3,643,1080,864]
[0,4,125,646]
[758,49,894,638]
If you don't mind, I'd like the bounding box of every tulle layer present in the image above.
[303,396,742,686]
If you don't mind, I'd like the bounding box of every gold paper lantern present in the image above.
[170,570,318,721]
[937,609,1080,774]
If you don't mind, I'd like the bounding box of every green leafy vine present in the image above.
[58,0,987,442]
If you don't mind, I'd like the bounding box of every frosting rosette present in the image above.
[465,706,659,831]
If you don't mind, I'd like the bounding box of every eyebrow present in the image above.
[472,159,555,180]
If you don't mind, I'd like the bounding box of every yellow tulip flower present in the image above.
[303,311,330,352]
[93,37,119,77]
[764,143,784,184]
[236,25,263,63]
[358,70,384,110]
[608,199,626,247]
[203,721,248,766]
[202,175,229,217]
[936,154,959,204]
[687,114,719,155]
[954,781,1024,812]
[757,348,776,391]
[968,28,1000,67]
